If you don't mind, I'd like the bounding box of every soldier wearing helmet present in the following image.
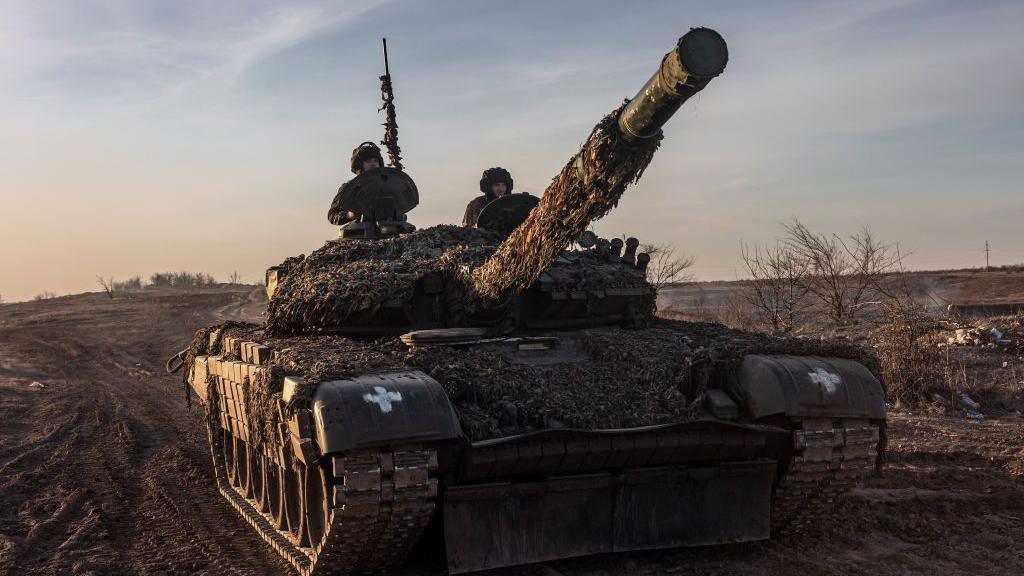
[463,167,513,227]
[328,142,385,225]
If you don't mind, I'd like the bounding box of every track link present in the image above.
[772,417,881,535]
[314,446,439,574]
[210,427,437,574]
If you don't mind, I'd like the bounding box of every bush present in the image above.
[717,292,762,332]
[639,243,694,296]
[113,276,143,291]
[149,271,217,288]
[871,298,945,404]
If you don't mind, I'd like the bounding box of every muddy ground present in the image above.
[1,287,1022,576]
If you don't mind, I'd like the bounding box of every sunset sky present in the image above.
[2,0,1022,302]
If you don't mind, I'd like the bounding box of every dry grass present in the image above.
[871,301,946,404]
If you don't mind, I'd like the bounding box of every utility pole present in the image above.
[985,240,990,271]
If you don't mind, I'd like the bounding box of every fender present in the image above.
[308,370,463,454]
[728,355,886,421]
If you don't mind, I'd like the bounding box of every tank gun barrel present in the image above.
[472,28,728,301]
[618,28,728,140]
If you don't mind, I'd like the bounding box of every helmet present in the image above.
[479,167,514,199]
[350,142,384,174]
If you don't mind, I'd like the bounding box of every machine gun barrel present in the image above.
[380,37,404,170]
[472,28,728,301]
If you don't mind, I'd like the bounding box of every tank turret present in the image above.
[472,27,728,300]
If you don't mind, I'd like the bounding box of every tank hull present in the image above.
[187,329,884,574]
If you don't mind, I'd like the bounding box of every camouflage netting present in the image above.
[264,226,656,335]
[265,225,502,334]
[543,250,651,292]
[472,102,662,301]
[185,318,883,443]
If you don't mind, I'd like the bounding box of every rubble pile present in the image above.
[945,317,1024,352]
[930,391,986,420]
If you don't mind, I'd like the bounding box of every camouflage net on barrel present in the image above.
[472,102,662,301]
[185,318,882,443]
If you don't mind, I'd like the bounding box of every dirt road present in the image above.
[1,288,1022,575]
[0,288,289,575]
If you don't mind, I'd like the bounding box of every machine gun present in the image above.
[379,37,403,170]
[331,38,417,239]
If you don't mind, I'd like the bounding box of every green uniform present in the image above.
[328,181,358,225]
[462,195,490,227]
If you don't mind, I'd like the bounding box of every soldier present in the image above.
[463,167,514,227]
[328,142,385,225]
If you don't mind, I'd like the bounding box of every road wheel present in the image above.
[280,460,302,542]
[222,429,238,487]
[302,461,331,557]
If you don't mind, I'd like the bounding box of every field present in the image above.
[660,267,1024,317]
[0,279,1022,576]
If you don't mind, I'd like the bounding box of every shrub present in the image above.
[149,271,217,288]
[113,276,143,291]
[871,296,945,404]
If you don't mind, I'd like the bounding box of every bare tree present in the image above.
[639,242,695,293]
[229,270,241,284]
[740,241,812,333]
[782,220,899,324]
[97,276,115,299]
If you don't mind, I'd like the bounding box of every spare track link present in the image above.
[771,417,881,536]
[216,442,438,575]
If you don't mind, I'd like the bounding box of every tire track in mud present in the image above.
[0,289,290,576]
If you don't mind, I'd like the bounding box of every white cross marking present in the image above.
[363,386,403,413]
[808,368,842,394]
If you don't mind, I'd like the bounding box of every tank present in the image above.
[178,27,886,575]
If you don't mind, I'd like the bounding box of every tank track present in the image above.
[209,426,438,575]
[772,417,881,535]
[194,347,440,574]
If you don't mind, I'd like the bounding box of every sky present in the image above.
[1,0,1022,302]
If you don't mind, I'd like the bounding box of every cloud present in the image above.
[0,0,386,105]
[2,0,1023,300]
